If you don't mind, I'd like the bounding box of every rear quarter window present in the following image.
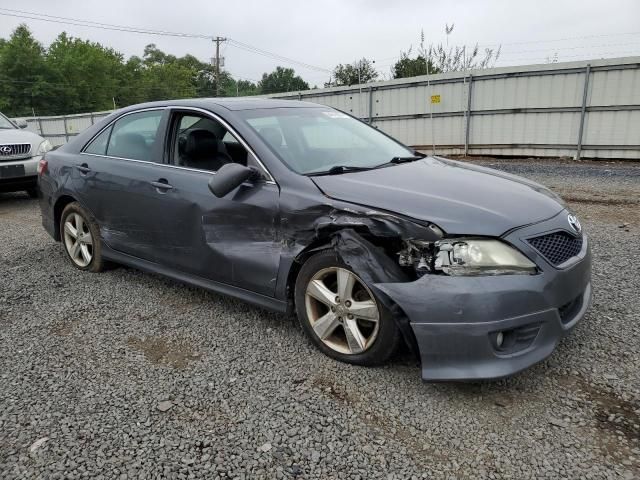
[84,126,112,155]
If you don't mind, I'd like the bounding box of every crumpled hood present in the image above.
[311,157,565,236]
[0,128,44,149]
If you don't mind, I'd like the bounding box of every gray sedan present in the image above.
[37,98,591,381]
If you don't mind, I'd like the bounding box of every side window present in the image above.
[172,113,253,173]
[106,110,163,162]
[84,126,112,155]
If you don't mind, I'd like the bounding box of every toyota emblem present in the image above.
[0,146,12,154]
[568,214,581,233]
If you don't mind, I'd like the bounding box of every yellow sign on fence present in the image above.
[431,95,441,104]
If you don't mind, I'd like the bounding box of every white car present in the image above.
[0,112,52,197]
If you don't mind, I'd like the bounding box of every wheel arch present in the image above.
[285,237,334,313]
[53,194,78,241]
[285,228,420,357]
[284,226,398,311]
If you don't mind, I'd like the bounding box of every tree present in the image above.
[0,26,304,116]
[45,32,126,113]
[392,48,441,79]
[328,58,378,87]
[221,78,258,97]
[0,25,53,116]
[258,67,309,94]
[392,28,501,79]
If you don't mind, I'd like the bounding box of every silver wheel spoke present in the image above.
[343,318,367,353]
[78,233,92,245]
[80,244,92,264]
[69,241,81,260]
[349,300,379,322]
[337,269,356,301]
[307,279,337,307]
[75,214,84,234]
[313,312,340,340]
[64,221,78,239]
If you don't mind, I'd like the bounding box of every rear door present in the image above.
[143,109,281,297]
[76,108,171,262]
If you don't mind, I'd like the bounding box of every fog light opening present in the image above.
[496,332,504,348]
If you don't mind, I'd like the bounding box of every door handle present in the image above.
[75,163,91,174]
[151,179,173,191]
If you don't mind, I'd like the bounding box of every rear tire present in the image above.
[26,187,38,199]
[295,250,401,366]
[60,202,104,272]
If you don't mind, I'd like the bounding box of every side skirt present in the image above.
[101,243,288,314]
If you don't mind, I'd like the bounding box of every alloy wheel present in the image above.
[63,213,93,268]
[305,267,380,355]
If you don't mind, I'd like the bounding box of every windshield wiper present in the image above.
[308,165,375,176]
[389,155,423,164]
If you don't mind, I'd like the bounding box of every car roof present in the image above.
[121,97,324,112]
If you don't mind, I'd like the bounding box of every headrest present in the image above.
[185,129,219,158]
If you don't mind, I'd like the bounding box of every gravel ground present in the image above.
[1,159,639,479]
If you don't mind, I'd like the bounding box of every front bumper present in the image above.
[0,155,40,192]
[376,210,592,381]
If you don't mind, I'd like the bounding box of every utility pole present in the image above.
[213,36,227,97]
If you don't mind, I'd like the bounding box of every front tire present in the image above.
[60,202,104,272]
[295,250,401,366]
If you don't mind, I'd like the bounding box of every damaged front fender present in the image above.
[276,196,444,356]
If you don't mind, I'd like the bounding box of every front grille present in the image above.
[528,231,583,266]
[0,143,32,160]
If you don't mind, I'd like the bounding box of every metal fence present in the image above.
[15,110,113,147]
[13,56,640,160]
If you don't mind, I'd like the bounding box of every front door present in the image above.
[144,110,281,297]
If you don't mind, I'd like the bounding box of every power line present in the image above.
[0,8,331,74]
[495,50,640,64]
[497,42,640,57]
[0,8,213,39]
[478,31,640,48]
[227,39,331,73]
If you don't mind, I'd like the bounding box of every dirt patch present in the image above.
[569,201,639,227]
[310,376,354,404]
[560,375,640,471]
[575,378,640,444]
[310,375,449,469]
[127,336,201,369]
[562,195,639,206]
[452,156,640,167]
[50,321,78,337]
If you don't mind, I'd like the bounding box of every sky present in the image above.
[1,0,639,86]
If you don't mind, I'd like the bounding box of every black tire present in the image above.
[295,250,401,366]
[60,202,105,273]
[26,187,38,199]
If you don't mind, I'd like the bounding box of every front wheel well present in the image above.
[284,229,402,312]
[53,195,77,241]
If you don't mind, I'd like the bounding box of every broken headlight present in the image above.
[399,239,537,277]
[435,239,537,276]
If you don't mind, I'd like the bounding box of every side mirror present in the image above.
[208,163,258,198]
[15,119,28,129]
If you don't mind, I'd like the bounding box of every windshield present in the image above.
[239,107,414,174]
[0,112,16,130]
